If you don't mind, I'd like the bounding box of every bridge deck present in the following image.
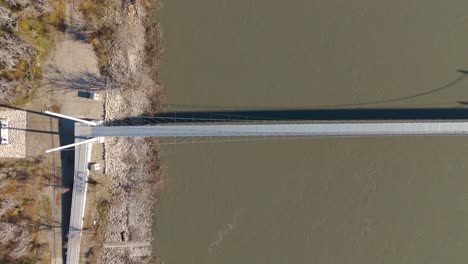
[67,120,468,263]
[76,121,468,138]
[67,125,93,264]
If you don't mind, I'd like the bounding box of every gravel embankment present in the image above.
[101,89,163,263]
[0,108,26,158]
[79,0,165,262]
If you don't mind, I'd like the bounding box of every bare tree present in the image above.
[0,196,18,218]
[9,228,32,259]
[0,173,6,190]
[0,35,33,71]
[0,6,17,30]
[0,222,19,245]
[34,0,53,13]
[5,0,31,8]
[0,79,19,103]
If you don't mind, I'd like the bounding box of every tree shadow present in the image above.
[42,67,109,92]
[66,18,87,43]
[30,215,64,231]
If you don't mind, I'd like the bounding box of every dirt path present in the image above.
[25,0,104,263]
[26,0,104,154]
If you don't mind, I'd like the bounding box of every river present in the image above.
[154,1,468,263]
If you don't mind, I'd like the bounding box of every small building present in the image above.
[88,162,100,171]
[0,108,26,158]
[0,119,9,145]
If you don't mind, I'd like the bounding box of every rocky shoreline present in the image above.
[100,92,164,263]
[78,0,166,262]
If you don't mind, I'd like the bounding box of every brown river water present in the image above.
[154,0,468,263]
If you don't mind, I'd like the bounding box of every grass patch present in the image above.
[44,0,66,30]
[16,0,65,57]
[17,16,51,55]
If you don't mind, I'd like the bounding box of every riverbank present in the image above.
[77,0,166,263]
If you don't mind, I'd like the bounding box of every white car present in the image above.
[0,119,9,145]
[89,92,100,100]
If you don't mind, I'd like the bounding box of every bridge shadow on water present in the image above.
[107,69,468,125]
[107,107,468,126]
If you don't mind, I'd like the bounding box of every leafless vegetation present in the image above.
[0,0,65,106]
[0,35,33,72]
[0,157,52,263]
[0,5,17,30]
[0,79,20,103]
[5,0,31,8]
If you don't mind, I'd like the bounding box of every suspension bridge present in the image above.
[42,110,468,264]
